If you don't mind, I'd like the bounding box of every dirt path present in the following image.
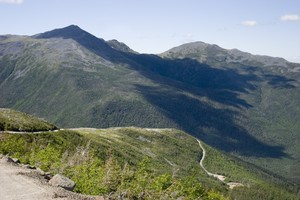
[0,156,104,200]
[0,159,60,200]
[197,139,243,189]
[197,140,226,182]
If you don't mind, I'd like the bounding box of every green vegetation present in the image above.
[0,26,300,185]
[0,125,299,199]
[0,129,226,199]
[0,108,57,131]
[202,142,300,200]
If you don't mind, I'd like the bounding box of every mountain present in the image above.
[160,41,298,70]
[160,41,300,183]
[34,25,123,61]
[0,109,299,199]
[0,25,299,184]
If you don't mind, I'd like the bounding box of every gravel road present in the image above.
[197,139,243,189]
[0,159,59,200]
[0,156,104,200]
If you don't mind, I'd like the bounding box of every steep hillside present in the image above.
[0,26,171,128]
[0,109,298,199]
[160,42,300,183]
[0,26,299,183]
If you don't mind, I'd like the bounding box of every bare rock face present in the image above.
[49,174,75,191]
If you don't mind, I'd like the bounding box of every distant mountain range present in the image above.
[0,25,299,183]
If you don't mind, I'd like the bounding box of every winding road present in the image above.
[197,139,243,189]
[197,140,226,182]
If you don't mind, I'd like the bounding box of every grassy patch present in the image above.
[0,108,57,131]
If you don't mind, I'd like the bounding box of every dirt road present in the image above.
[197,139,243,189]
[0,158,59,200]
[197,139,226,182]
[0,156,104,200]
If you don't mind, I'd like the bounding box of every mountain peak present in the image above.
[65,24,81,29]
[34,25,88,39]
[160,41,224,57]
[161,41,290,67]
[33,25,125,61]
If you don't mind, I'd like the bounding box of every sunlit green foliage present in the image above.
[0,130,228,199]
[0,108,57,131]
[0,128,299,199]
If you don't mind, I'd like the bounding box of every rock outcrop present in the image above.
[49,174,76,191]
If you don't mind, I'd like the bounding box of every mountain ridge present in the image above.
[33,25,130,63]
[0,25,299,183]
[160,41,298,70]
[35,25,299,66]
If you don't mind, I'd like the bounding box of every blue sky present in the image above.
[1,0,300,62]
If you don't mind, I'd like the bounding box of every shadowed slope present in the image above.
[0,26,299,182]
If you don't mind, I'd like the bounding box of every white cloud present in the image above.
[280,14,300,22]
[0,0,24,4]
[241,20,257,27]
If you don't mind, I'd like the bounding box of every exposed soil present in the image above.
[0,155,104,200]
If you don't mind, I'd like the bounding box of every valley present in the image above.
[0,25,300,199]
[0,109,299,199]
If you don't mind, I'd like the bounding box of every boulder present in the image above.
[49,174,75,191]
